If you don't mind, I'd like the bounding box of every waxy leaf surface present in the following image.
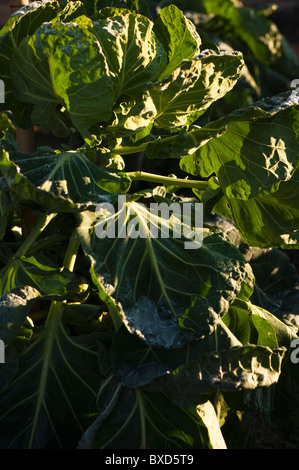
[0,0,59,127]
[150,50,243,130]
[78,381,225,449]
[181,91,299,200]
[0,303,103,448]
[10,21,114,141]
[77,201,253,348]
[0,146,130,211]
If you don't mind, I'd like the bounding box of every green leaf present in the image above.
[77,201,254,347]
[150,49,244,130]
[110,321,243,389]
[0,286,41,346]
[249,248,299,332]
[0,252,77,298]
[56,0,86,22]
[104,92,156,138]
[198,0,299,78]
[0,146,130,211]
[244,330,299,444]
[78,382,225,449]
[223,299,279,349]
[196,400,227,449]
[96,0,150,17]
[153,4,201,80]
[10,21,114,142]
[211,167,299,248]
[91,12,167,100]
[221,299,253,345]
[250,303,295,349]
[0,112,15,138]
[110,308,285,409]
[205,214,299,332]
[181,91,299,200]
[0,0,60,127]
[0,302,103,448]
[145,118,228,160]
[144,343,285,407]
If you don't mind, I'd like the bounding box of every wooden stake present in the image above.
[16,127,35,153]
[9,1,39,245]
[8,0,44,314]
[9,0,30,15]
[9,0,36,155]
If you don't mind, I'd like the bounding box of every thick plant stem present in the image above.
[62,230,81,273]
[45,230,80,326]
[108,304,123,332]
[14,212,57,258]
[123,171,209,190]
[29,234,68,254]
[111,134,178,156]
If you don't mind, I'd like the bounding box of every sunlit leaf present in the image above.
[150,50,243,130]
[77,200,254,347]
[10,21,114,141]
[153,4,201,80]
[181,91,299,200]
[0,146,130,211]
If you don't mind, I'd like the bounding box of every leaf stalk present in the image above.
[111,134,178,156]
[14,212,57,258]
[122,171,208,190]
[45,229,81,327]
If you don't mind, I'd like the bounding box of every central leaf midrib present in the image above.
[40,152,70,188]
[28,301,62,448]
[130,203,175,315]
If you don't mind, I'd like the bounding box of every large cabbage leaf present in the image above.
[77,200,254,347]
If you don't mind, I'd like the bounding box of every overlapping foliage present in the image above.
[0,0,299,448]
